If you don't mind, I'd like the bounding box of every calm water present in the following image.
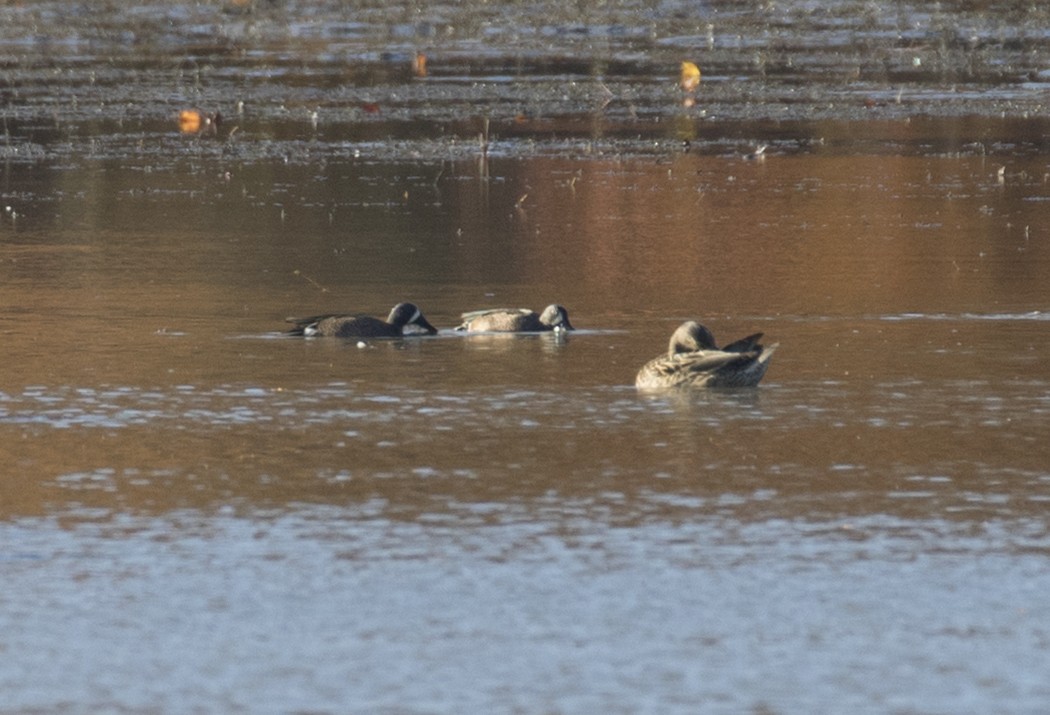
[3,2,1050,713]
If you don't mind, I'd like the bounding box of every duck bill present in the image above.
[555,319,575,331]
[412,315,439,335]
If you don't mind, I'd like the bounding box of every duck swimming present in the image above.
[455,304,574,332]
[285,302,438,338]
[635,320,777,389]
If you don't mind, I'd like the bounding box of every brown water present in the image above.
[3,2,1050,712]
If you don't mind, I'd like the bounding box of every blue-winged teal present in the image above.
[455,304,574,332]
[635,321,777,389]
[286,302,438,338]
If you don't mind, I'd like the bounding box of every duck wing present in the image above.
[284,313,364,335]
[285,314,332,335]
[721,332,764,353]
[458,307,531,321]
[675,349,760,375]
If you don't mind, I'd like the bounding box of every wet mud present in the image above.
[3,0,1050,166]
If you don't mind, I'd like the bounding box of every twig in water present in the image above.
[293,270,329,293]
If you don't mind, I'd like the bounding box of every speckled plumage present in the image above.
[456,304,574,332]
[635,321,777,389]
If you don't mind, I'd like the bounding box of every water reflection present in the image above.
[4,360,1047,527]
[6,149,1048,323]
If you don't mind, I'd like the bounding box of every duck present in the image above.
[285,302,438,338]
[635,320,777,389]
[455,304,574,332]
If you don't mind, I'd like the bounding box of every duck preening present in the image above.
[635,321,777,389]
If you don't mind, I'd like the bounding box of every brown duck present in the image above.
[455,304,574,332]
[635,321,777,389]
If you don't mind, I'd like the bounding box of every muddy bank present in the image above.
[2,0,1050,163]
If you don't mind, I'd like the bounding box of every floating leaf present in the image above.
[413,52,427,78]
[178,109,222,135]
[178,109,202,133]
[680,61,701,92]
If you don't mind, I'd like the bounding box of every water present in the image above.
[3,1,1050,712]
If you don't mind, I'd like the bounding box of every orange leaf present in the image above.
[413,52,427,77]
[680,61,701,92]
[178,109,202,133]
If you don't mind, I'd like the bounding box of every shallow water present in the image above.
[3,2,1050,713]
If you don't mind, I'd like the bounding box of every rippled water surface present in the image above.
[3,1,1050,712]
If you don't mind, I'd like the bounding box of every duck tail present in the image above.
[758,343,779,363]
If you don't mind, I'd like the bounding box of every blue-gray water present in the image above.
[3,2,1050,712]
